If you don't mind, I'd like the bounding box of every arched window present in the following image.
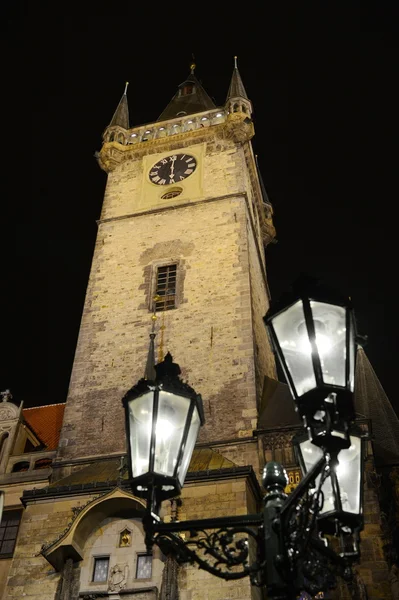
[12,461,30,473]
[0,432,9,462]
[34,458,52,470]
[109,132,115,142]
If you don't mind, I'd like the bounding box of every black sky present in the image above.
[2,4,398,416]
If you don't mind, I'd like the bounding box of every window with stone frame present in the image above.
[92,556,110,582]
[154,264,177,311]
[136,553,152,579]
[0,509,22,558]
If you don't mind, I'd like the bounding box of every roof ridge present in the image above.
[23,403,66,410]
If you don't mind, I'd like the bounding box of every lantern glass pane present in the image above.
[177,406,201,486]
[299,435,361,515]
[154,391,190,477]
[348,314,355,392]
[272,300,316,396]
[309,301,346,388]
[128,391,153,477]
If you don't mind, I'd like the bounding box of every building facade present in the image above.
[1,62,398,600]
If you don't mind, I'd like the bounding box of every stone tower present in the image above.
[56,61,277,464]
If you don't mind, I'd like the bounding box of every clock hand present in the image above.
[169,157,176,178]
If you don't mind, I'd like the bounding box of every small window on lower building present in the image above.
[155,264,177,311]
[93,556,110,582]
[0,510,22,558]
[136,554,152,579]
[11,461,30,473]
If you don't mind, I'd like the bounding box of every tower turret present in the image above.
[103,82,130,143]
[225,56,252,116]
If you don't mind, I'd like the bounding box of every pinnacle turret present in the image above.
[108,82,130,129]
[226,56,249,101]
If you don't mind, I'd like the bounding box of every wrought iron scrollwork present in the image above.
[153,516,264,585]
[278,455,359,596]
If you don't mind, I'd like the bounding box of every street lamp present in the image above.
[294,429,364,537]
[122,349,205,510]
[123,282,365,599]
[264,281,356,450]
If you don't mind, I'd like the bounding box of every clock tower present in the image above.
[2,60,397,600]
[56,60,277,465]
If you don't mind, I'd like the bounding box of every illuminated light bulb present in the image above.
[216,113,222,117]
[159,127,165,131]
[155,418,173,441]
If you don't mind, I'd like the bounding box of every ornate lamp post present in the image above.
[123,282,365,599]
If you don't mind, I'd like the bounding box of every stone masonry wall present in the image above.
[57,131,275,461]
[247,219,276,405]
[3,498,78,600]
[58,195,267,460]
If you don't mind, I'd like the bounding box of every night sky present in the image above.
[2,5,398,416]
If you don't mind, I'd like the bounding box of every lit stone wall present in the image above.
[3,498,75,600]
[58,190,274,460]
[0,481,49,596]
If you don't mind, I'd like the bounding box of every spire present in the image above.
[144,332,156,381]
[157,64,216,122]
[226,56,249,101]
[108,82,130,129]
[354,348,399,465]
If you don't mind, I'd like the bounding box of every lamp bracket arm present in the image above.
[150,515,265,585]
[153,513,263,534]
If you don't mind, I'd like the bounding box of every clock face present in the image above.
[149,154,197,185]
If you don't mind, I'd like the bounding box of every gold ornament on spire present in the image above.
[124,81,129,94]
[234,56,238,68]
[190,62,196,73]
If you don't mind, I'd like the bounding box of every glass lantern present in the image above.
[295,431,364,534]
[122,353,204,503]
[264,285,357,433]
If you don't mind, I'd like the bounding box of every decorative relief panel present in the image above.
[0,406,18,421]
[108,563,128,592]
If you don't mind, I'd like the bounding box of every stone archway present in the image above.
[42,487,146,572]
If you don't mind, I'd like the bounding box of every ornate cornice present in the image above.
[97,114,254,173]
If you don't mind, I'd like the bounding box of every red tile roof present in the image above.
[23,403,65,450]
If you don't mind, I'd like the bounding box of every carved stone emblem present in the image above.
[108,563,128,593]
[0,406,17,421]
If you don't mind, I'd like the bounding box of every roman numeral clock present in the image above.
[141,145,204,209]
[149,154,197,185]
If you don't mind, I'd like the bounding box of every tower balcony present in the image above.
[103,109,227,146]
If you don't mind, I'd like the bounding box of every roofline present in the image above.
[23,402,66,411]
[22,465,262,505]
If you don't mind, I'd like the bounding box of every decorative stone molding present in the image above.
[222,112,255,143]
[0,404,18,421]
[41,487,146,571]
[261,430,296,451]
